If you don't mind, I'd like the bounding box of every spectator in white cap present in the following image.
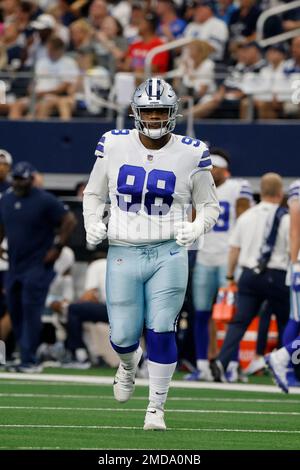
[25,13,57,66]
[0,149,12,196]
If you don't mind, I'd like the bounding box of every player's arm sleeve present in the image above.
[191,170,220,234]
[238,179,254,201]
[287,180,300,206]
[236,179,254,217]
[83,135,109,231]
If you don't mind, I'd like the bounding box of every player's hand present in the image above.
[86,222,107,246]
[291,263,300,292]
[174,221,202,247]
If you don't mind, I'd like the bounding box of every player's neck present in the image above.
[138,133,171,150]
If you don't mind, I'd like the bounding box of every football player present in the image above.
[185,148,253,382]
[83,78,220,430]
[266,179,300,392]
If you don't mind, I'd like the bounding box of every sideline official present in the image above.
[0,161,76,372]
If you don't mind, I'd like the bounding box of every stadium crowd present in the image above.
[0,0,300,120]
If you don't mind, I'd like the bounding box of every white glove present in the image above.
[174,221,203,247]
[86,222,107,246]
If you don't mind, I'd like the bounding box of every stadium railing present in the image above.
[256,0,300,47]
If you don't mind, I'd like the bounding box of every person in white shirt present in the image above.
[211,173,290,382]
[184,0,229,62]
[253,44,288,119]
[9,36,79,119]
[177,40,216,102]
[185,147,253,382]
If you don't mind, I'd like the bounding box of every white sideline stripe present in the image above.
[0,405,299,416]
[0,424,299,434]
[0,372,300,394]
[1,393,299,404]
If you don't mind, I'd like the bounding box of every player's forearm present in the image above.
[56,212,77,246]
[227,246,240,278]
[192,171,220,234]
[83,192,107,230]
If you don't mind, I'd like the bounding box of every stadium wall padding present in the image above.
[0,120,299,176]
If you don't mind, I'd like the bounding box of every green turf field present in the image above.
[0,371,300,450]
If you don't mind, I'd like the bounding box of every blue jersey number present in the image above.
[117,164,176,215]
[181,136,200,147]
[213,201,230,232]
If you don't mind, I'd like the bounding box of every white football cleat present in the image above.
[265,353,289,393]
[143,407,166,431]
[113,347,143,403]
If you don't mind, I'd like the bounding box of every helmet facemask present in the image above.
[131,104,178,139]
[131,78,179,140]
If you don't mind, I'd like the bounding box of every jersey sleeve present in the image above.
[238,179,254,201]
[197,143,212,171]
[83,133,109,230]
[288,180,300,206]
[94,133,107,159]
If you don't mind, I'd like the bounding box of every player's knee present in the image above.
[110,330,139,349]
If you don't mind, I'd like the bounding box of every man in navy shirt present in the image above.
[0,161,76,372]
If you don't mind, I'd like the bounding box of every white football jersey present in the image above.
[84,128,217,245]
[196,178,253,266]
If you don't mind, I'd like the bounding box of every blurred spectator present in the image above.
[176,39,216,101]
[88,0,108,30]
[57,0,77,27]
[0,21,23,70]
[1,0,20,25]
[56,50,110,119]
[253,37,300,119]
[184,0,228,62]
[9,36,79,119]
[15,1,35,35]
[25,13,57,66]
[121,12,169,77]
[229,0,260,43]
[216,0,237,25]
[123,2,144,44]
[253,44,287,119]
[283,0,300,33]
[156,0,187,40]
[0,161,76,372]
[109,0,131,29]
[94,15,127,73]
[186,41,265,119]
[69,18,94,54]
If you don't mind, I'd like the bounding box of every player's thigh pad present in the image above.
[106,246,144,347]
[192,263,219,311]
[145,241,188,332]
